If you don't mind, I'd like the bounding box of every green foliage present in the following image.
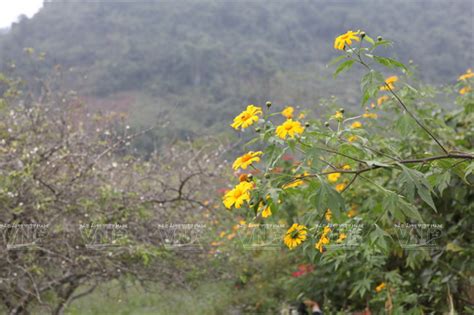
[226,31,474,313]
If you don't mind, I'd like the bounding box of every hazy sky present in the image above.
[0,0,43,28]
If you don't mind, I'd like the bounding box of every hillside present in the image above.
[0,0,472,136]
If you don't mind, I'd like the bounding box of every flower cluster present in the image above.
[315,226,331,253]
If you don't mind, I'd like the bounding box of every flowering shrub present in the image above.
[223,31,473,313]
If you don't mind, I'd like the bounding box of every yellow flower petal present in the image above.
[281,106,294,119]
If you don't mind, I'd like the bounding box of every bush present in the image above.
[223,31,474,314]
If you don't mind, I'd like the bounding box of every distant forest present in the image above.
[0,0,472,140]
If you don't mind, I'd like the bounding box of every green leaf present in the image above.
[383,190,424,222]
[264,144,287,169]
[398,164,437,212]
[370,40,393,50]
[395,113,415,135]
[464,162,474,181]
[433,171,451,195]
[333,60,355,78]
[364,35,375,45]
[446,242,463,252]
[327,55,348,67]
[349,278,371,298]
[360,70,384,105]
[373,55,407,71]
[312,178,344,217]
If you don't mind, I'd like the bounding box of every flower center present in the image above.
[241,113,251,121]
[233,189,243,198]
[240,154,252,162]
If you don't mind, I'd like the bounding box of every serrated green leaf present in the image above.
[373,55,407,71]
[364,35,375,45]
[398,164,437,212]
[334,60,355,78]
[327,55,348,67]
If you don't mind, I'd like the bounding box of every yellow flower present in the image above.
[351,121,362,129]
[282,172,309,189]
[347,135,358,142]
[227,233,236,240]
[222,182,253,209]
[232,151,263,170]
[362,112,378,119]
[282,179,304,189]
[377,95,390,106]
[327,172,341,183]
[283,223,307,249]
[335,183,346,192]
[219,231,226,238]
[342,164,351,170]
[323,226,331,234]
[325,209,332,221]
[375,282,386,293]
[281,106,294,119]
[276,119,304,139]
[336,233,347,243]
[333,110,344,120]
[231,105,262,130]
[298,113,306,119]
[315,226,331,253]
[347,204,358,218]
[380,75,398,91]
[261,205,272,218]
[460,86,472,95]
[458,68,474,81]
[334,30,360,50]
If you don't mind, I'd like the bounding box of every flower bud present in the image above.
[305,122,310,127]
[255,127,261,132]
[266,101,272,108]
[339,108,345,113]
[264,173,271,179]
[247,173,253,180]
[377,36,383,42]
[360,31,366,39]
[324,121,330,127]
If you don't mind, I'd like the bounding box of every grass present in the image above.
[63,280,234,315]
